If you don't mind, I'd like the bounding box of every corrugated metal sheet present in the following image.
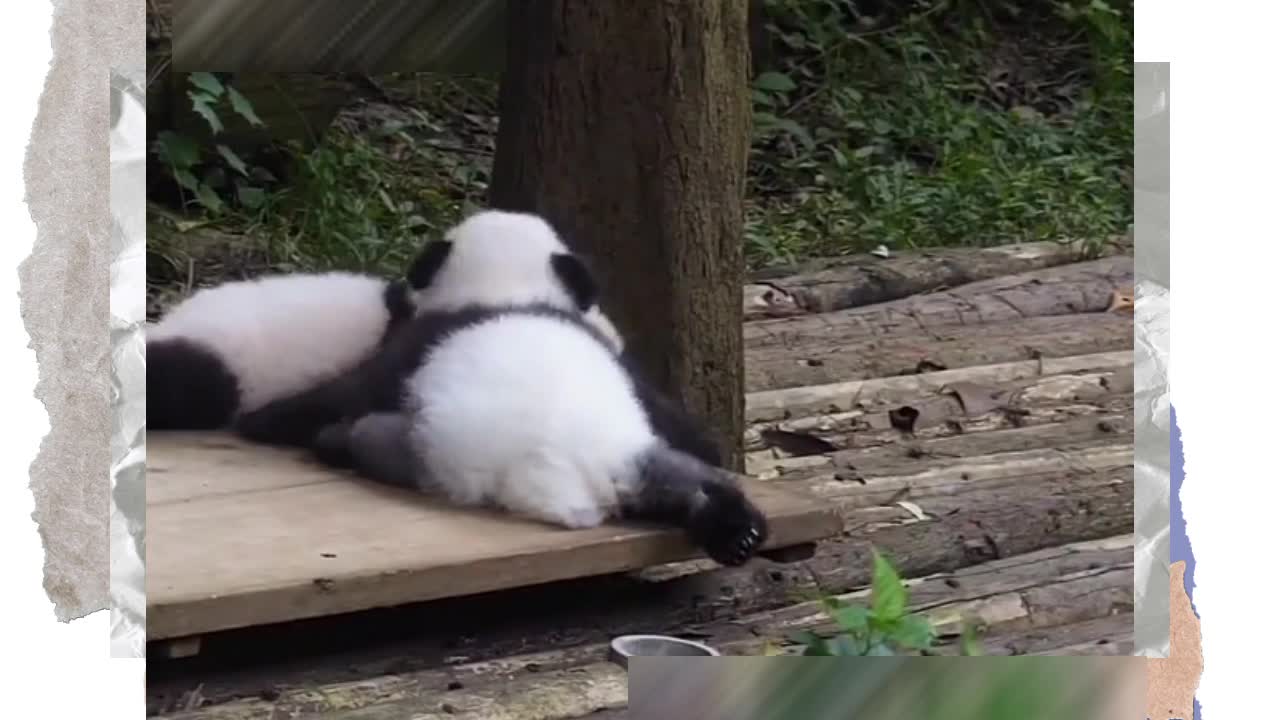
[173,0,506,73]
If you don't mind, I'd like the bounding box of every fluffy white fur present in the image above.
[148,272,393,413]
[404,312,654,528]
[410,210,626,354]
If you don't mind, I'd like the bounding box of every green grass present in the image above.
[744,0,1133,266]
[147,0,1133,301]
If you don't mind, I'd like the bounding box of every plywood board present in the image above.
[147,433,843,640]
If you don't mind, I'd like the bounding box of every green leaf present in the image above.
[800,639,832,656]
[754,71,796,93]
[194,184,224,213]
[215,144,250,177]
[776,118,816,150]
[865,642,895,656]
[891,615,937,650]
[236,184,267,209]
[792,630,831,655]
[226,86,265,127]
[154,131,200,168]
[188,92,224,134]
[172,168,200,192]
[871,549,907,621]
[960,623,984,656]
[188,72,225,98]
[830,634,863,656]
[832,605,869,634]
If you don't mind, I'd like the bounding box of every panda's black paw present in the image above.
[311,422,356,469]
[236,403,311,446]
[689,481,769,567]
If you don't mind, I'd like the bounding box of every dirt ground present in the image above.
[147,246,1136,719]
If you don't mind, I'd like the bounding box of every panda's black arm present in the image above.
[236,372,375,447]
[236,309,475,447]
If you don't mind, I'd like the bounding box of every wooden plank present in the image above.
[147,453,1133,714]
[746,374,1133,448]
[148,433,343,505]
[748,411,1134,477]
[152,537,1132,719]
[147,459,1132,712]
[745,349,1133,422]
[745,311,1133,392]
[744,255,1133,350]
[791,443,1132,506]
[146,440,842,640]
[159,660,628,720]
[743,240,1095,317]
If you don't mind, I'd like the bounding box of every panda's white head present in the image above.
[405,210,626,353]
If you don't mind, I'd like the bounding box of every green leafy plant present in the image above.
[745,0,1134,266]
[793,549,983,656]
[151,73,268,214]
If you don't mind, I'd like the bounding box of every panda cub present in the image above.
[237,214,724,470]
[276,210,767,566]
[148,271,417,430]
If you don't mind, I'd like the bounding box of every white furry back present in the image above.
[148,272,391,413]
[410,211,581,312]
[404,313,654,529]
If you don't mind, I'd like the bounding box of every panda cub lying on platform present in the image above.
[240,210,768,567]
[147,270,419,431]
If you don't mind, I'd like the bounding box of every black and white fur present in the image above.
[237,214,724,469]
[148,271,417,430]
[241,210,762,565]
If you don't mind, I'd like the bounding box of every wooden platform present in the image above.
[147,433,843,641]
[148,252,1137,719]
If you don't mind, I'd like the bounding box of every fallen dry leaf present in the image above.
[744,283,805,318]
[915,359,948,374]
[896,500,929,520]
[759,429,839,457]
[1106,287,1135,312]
[888,406,920,433]
[944,381,1014,417]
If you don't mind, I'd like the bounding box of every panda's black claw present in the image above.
[688,481,769,567]
[311,421,356,469]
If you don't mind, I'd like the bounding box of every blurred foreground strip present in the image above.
[629,656,1143,720]
[172,0,505,73]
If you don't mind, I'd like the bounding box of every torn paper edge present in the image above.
[110,68,147,658]
[20,0,144,629]
[1132,61,1171,657]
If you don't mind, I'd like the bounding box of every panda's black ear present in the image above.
[551,252,599,312]
[406,241,453,290]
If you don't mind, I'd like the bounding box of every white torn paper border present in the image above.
[1132,61,1171,657]
[109,68,146,658]
[20,0,144,628]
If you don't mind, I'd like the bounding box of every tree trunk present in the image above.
[489,0,751,470]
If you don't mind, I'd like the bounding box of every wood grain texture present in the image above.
[744,239,1096,316]
[156,536,1134,720]
[744,255,1133,350]
[146,433,841,640]
[489,0,752,469]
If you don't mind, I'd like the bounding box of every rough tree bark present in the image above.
[489,0,752,470]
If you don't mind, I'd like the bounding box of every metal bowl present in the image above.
[608,634,720,667]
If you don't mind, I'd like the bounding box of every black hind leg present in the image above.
[237,374,367,447]
[624,447,768,566]
[312,412,423,491]
[148,338,240,430]
[621,353,724,467]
